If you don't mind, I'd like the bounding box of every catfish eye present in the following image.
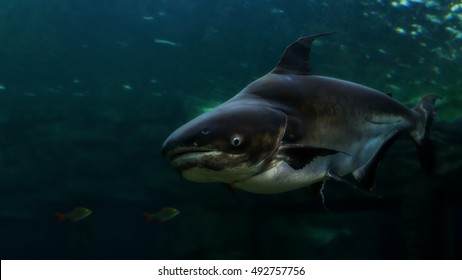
[231,135,242,147]
[201,128,210,135]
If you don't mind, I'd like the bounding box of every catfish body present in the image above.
[162,33,439,194]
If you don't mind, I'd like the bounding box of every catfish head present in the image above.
[162,102,287,184]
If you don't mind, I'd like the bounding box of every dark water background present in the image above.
[1,0,461,259]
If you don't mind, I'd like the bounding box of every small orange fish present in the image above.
[143,207,179,224]
[55,207,92,223]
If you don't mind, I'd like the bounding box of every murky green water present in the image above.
[0,0,461,259]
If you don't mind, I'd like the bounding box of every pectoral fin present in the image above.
[306,181,330,212]
[279,144,343,170]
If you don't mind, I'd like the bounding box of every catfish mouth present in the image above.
[164,147,215,163]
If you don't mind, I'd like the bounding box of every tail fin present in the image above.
[410,94,440,175]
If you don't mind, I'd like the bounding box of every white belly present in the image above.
[233,133,394,194]
[233,153,352,194]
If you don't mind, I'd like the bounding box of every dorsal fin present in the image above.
[271,32,335,75]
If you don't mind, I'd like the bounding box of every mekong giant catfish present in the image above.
[162,33,439,195]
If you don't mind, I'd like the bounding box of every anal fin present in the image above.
[327,170,382,198]
[352,133,400,190]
